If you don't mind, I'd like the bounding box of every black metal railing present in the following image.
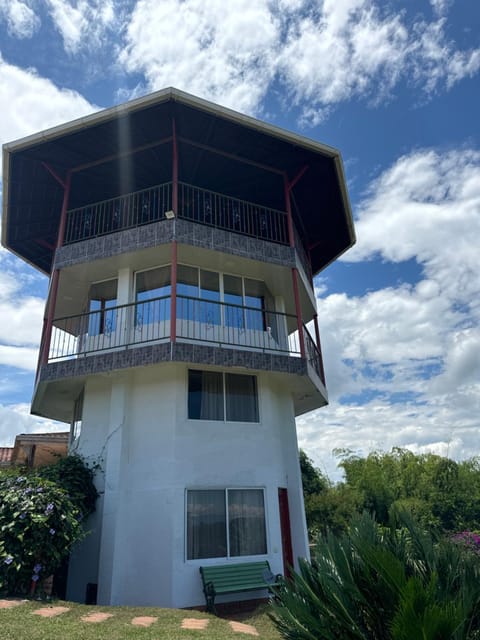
[48,295,320,367]
[177,182,288,244]
[64,181,289,247]
[303,326,325,385]
[64,183,173,244]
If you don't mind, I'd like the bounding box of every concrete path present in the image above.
[0,599,260,635]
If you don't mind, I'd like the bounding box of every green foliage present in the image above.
[270,512,480,640]
[0,455,99,596]
[36,454,99,519]
[0,474,83,595]
[332,448,480,534]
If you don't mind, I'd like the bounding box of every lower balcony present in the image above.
[33,297,327,422]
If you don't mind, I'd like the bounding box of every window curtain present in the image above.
[188,370,224,420]
[225,374,259,422]
[228,489,267,557]
[187,490,227,559]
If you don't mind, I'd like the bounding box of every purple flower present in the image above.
[31,574,40,582]
[23,488,33,495]
[36,487,43,493]
[19,513,26,520]
[45,503,54,514]
[4,555,13,565]
[16,476,26,483]
[33,564,42,574]
[49,528,56,536]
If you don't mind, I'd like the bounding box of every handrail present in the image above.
[48,295,303,362]
[64,181,289,247]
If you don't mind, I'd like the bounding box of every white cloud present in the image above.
[305,146,480,480]
[0,55,98,175]
[0,403,64,447]
[0,0,40,38]
[119,0,280,114]
[44,0,116,54]
[116,0,479,120]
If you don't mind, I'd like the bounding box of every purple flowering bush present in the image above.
[452,531,480,554]
[0,474,83,596]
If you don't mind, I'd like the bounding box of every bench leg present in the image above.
[204,582,216,615]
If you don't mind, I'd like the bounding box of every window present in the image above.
[88,280,117,335]
[188,370,259,422]
[70,390,84,445]
[135,265,170,325]
[186,489,267,560]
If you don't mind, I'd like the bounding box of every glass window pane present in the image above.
[188,370,224,421]
[187,490,227,559]
[228,489,267,557]
[224,275,244,328]
[200,270,220,325]
[177,265,199,298]
[88,279,117,335]
[225,374,259,422]
[136,267,171,326]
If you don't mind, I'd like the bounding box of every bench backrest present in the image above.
[200,561,271,590]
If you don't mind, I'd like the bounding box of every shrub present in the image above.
[0,455,98,596]
[270,512,480,640]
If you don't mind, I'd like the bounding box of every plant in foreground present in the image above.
[0,474,83,596]
[270,511,480,640]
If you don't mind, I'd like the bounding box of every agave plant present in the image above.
[270,511,480,640]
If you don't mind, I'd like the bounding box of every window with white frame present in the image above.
[186,488,267,560]
[70,390,84,445]
[188,370,259,422]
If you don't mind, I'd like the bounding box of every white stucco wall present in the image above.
[68,361,309,608]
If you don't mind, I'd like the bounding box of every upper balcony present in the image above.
[60,180,312,282]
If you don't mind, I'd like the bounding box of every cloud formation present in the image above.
[306,147,480,479]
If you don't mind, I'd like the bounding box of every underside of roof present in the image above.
[2,88,355,276]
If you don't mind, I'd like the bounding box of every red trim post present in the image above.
[170,240,178,343]
[40,172,71,366]
[172,117,178,215]
[292,268,305,358]
[313,313,321,350]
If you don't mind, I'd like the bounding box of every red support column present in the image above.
[40,172,71,366]
[313,313,321,350]
[170,240,178,343]
[292,268,305,358]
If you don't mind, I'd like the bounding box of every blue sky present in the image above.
[0,0,478,480]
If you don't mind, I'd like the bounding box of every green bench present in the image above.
[199,560,281,613]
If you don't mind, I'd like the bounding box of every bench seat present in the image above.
[200,560,280,613]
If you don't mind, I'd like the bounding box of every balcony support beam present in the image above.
[39,172,71,367]
[291,267,306,358]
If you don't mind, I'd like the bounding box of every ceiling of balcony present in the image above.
[2,87,355,276]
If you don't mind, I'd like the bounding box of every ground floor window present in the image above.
[188,370,259,422]
[186,488,267,560]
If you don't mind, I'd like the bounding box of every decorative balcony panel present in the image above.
[46,295,324,386]
[64,182,289,247]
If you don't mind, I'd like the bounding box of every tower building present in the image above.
[2,88,355,607]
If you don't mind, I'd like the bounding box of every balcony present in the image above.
[46,295,324,386]
[63,182,311,279]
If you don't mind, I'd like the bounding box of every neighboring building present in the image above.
[1,88,355,608]
[0,432,69,468]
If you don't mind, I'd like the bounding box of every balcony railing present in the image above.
[47,295,324,384]
[65,183,173,244]
[64,181,289,247]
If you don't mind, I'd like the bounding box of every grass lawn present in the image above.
[0,599,282,640]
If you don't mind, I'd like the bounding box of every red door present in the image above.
[278,488,294,579]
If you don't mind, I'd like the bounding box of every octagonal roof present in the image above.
[2,87,355,275]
